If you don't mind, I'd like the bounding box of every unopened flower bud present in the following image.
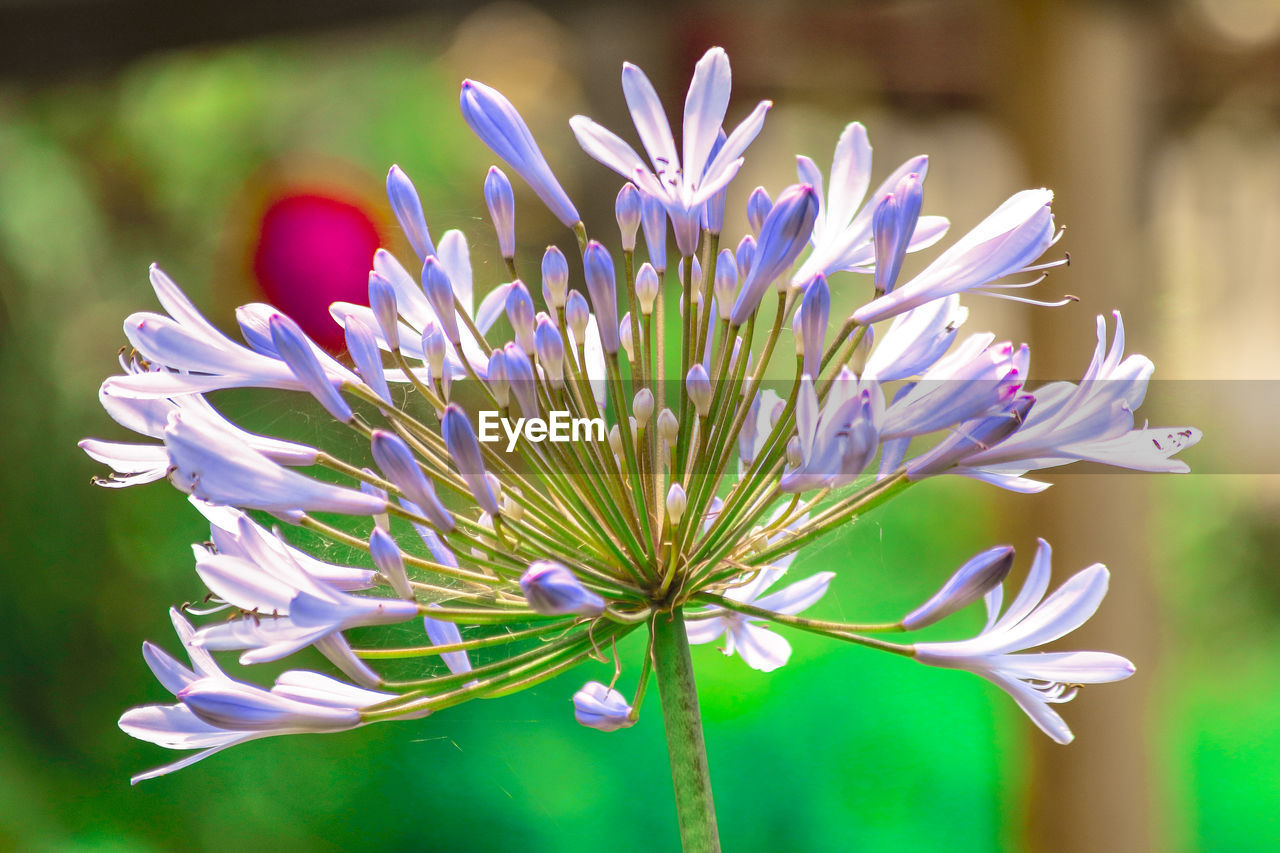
[501,489,524,522]
[565,290,589,343]
[786,435,802,467]
[583,241,619,353]
[872,172,923,296]
[422,322,447,381]
[619,313,634,361]
[369,526,413,600]
[615,182,641,251]
[633,388,654,427]
[520,560,605,616]
[502,343,537,417]
[484,166,516,260]
[368,272,401,352]
[678,256,704,300]
[608,424,623,456]
[535,318,565,389]
[795,275,830,377]
[386,165,436,260]
[686,364,712,417]
[370,430,454,532]
[713,249,738,321]
[666,483,687,523]
[747,186,773,236]
[459,79,580,227]
[270,314,352,422]
[736,235,756,282]
[506,280,536,353]
[657,408,678,446]
[850,326,875,377]
[421,257,460,344]
[487,349,510,406]
[573,681,635,732]
[902,545,1015,630]
[541,245,569,308]
[636,263,660,315]
[443,404,499,517]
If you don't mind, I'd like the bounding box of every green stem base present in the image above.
[651,608,721,853]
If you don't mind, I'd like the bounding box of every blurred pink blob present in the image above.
[253,193,382,352]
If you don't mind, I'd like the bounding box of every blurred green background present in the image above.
[1,1,1277,850]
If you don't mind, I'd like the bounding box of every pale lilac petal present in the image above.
[621,62,679,175]
[682,47,732,178]
[731,623,792,672]
[753,571,835,615]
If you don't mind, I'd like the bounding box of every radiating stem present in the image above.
[652,607,720,853]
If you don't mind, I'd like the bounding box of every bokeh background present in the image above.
[1,0,1277,850]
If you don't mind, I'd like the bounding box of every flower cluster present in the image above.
[84,46,1200,784]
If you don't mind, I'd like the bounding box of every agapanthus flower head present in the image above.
[88,47,1196,837]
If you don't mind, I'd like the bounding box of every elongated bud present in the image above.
[487,349,510,406]
[442,404,499,517]
[368,273,401,351]
[503,343,537,417]
[520,560,605,616]
[678,256,704,303]
[386,165,436,260]
[686,364,712,417]
[906,395,1034,480]
[541,245,569,308]
[573,681,635,732]
[535,318,565,388]
[657,408,678,446]
[505,280,536,353]
[736,234,756,282]
[850,326,875,377]
[616,183,642,251]
[483,166,517,260]
[619,313,634,361]
[873,172,923,296]
[713,249,738,321]
[747,186,773,236]
[359,470,391,531]
[608,424,623,456]
[786,436,802,467]
[583,241,619,353]
[730,184,819,325]
[422,322,446,380]
[902,545,1015,630]
[179,680,361,733]
[640,191,667,271]
[421,257,459,344]
[635,263,660,315]
[633,388,654,427]
[369,527,413,600]
[269,315,352,422]
[794,275,830,378]
[424,606,473,675]
[343,315,392,405]
[666,483,687,523]
[565,290,589,342]
[460,79,580,227]
[369,430,454,531]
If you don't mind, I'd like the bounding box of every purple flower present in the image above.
[571,47,771,256]
[913,540,1135,744]
[460,79,580,227]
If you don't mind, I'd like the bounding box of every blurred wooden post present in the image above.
[998,2,1166,851]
